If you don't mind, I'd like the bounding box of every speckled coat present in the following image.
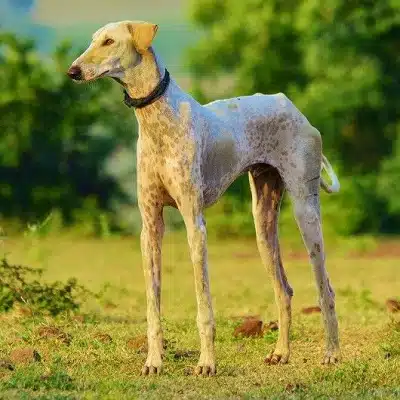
[68,20,341,376]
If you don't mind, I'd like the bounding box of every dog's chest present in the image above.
[137,114,198,202]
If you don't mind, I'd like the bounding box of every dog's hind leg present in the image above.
[289,187,340,364]
[249,165,293,364]
[282,131,340,364]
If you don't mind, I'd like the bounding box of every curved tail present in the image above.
[320,154,340,193]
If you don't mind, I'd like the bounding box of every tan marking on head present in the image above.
[69,20,159,82]
[126,21,158,54]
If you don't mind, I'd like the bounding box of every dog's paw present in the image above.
[321,350,340,365]
[141,353,162,376]
[141,364,162,375]
[264,351,289,365]
[194,363,216,377]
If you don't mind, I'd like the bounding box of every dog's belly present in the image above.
[197,91,311,207]
[201,133,247,208]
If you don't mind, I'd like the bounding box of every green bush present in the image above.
[0,257,94,316]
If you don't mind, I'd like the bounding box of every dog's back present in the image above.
[203,92,308,129]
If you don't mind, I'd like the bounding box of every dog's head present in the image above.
[67,20,158,83]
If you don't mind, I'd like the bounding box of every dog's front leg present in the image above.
[139,203,164,375]
[184,211,216,376]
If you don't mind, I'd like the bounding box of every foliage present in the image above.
[0,32,138,233]
[0,257,94,316]
[1,1,400,236]
[379,129,400,217]
[187,0,400,234]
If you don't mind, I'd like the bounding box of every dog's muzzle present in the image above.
[67,65,83,81]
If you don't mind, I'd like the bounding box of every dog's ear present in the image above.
[127,22,158,54]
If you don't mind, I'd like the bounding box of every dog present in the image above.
[68,20,341,376]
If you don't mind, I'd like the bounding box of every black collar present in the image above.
[123,69,170,109]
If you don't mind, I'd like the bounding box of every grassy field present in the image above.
[0,232,399,399]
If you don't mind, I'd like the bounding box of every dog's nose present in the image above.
[67,65,82,80]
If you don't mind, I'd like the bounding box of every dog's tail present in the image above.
[320,154,340,194]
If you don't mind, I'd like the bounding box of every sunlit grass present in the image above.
[0,233,399,398]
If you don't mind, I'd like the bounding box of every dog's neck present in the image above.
[121,48,199,133]
[123,48,164,101]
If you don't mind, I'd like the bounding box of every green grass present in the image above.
[0,233,399,399]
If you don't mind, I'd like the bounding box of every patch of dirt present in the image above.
[301,306,321,315]
[37,326,72,345]
[348,241,400,259]
[233,317,279,338]
[10,348,41,365]
[126,335,147,352]
[126,335,168,353]
[234,318,263,338]
[386,299,400,313]
[93,332,113,344]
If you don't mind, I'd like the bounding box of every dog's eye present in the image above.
[102,38,114,46]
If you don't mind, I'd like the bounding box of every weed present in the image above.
[0,257,95,316]
[5,364,75,391]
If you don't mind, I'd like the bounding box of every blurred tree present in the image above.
[187,0,306,100]
[294,0,400,173]
[0,33,138,232]
[187,0,400,234]
[188,0,399,172]
[379,127,400,216]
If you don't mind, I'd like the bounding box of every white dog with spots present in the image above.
[68,20,341,376]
